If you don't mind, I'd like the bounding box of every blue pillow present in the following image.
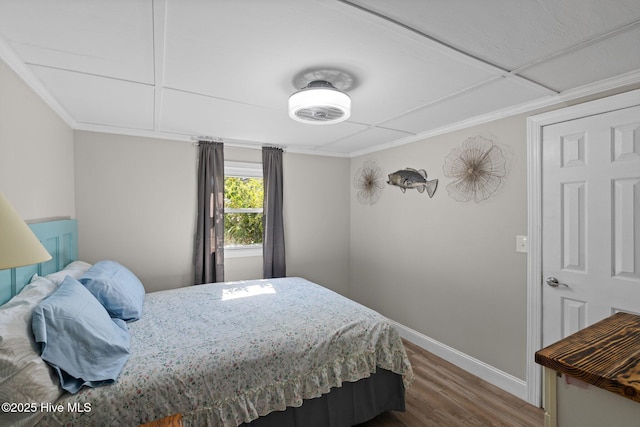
[79,260,145,322]
[32,276,130,394]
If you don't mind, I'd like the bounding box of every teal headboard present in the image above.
[0,219,78,305]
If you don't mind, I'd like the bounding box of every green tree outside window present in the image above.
[224,177,264,246]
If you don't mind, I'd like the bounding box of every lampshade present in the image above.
[288,80,351,125]
[0,192,51,270]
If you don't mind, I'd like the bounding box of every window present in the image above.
[224,162,263,257]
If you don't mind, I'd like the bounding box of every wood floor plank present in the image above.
[357,340,544,426]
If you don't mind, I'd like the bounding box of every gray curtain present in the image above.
[194,141,224,284]
[262,147,285,278]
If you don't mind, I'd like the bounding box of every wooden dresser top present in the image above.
[535,312,640,403]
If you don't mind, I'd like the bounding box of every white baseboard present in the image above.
[391,320,528,402]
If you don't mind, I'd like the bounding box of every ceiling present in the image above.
[1,0,639,157]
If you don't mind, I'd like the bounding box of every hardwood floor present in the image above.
[358,340,544,426]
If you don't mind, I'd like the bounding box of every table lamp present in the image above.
[0,192,52,270]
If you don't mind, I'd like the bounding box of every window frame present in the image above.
[224,161,263,258]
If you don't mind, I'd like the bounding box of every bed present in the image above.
[0,219,413,426]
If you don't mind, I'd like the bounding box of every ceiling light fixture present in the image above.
[288,79,351,125]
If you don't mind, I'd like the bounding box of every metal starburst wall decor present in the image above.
[353,160,385,205]
[443,135,506,203]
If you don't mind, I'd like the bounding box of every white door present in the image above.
[542,105,640,347]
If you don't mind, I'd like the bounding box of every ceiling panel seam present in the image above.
[373,76,505,127]
[27,63,154,87]
[340,0,611,95]
[338,0,510,73]
[509,19,640,78]
[342,1,640,96]
[152,0,168,132]
[162,86,287,111]
[316,124,415,150]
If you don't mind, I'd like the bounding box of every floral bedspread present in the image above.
[37,277,413,426]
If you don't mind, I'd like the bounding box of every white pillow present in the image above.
[0,276,62,427]
[43,260,92,285]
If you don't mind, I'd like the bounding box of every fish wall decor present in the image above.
[387,168,438,198]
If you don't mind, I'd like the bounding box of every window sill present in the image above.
[224,246,263,258]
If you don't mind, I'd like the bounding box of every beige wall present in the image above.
[350,116,528,380]
[74,131,196,292]
[283,153,350,295]
[74,132,351,295]
[0,60,75,220]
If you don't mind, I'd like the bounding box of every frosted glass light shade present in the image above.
[0,192,51,270]
[288,80,351,125]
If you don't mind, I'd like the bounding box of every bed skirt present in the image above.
[241,369,405,427]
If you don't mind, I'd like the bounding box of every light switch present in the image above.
[516,235,528,253]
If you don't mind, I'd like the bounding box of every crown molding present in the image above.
[0,36,77,128]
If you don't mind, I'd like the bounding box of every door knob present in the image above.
[546,276,568,288]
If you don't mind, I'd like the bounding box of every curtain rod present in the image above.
[263,144,287,152]
[192,136,287,152]
[191,136,223,146]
